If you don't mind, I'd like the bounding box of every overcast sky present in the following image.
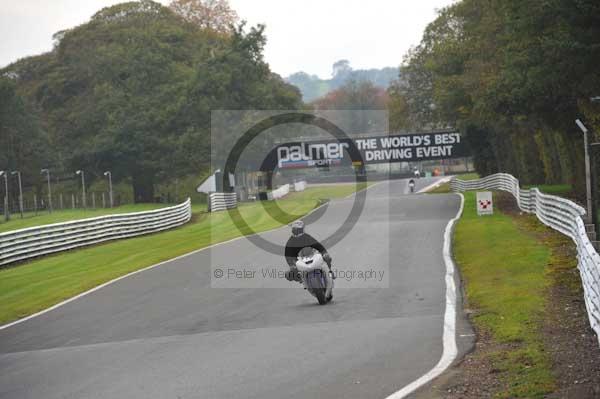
[0,0,454,78]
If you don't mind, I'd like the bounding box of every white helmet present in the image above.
[291,220,305,237]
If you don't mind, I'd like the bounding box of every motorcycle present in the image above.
[295,247,334,305]
[408,178,416,193]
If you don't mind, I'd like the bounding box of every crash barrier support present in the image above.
[209,192,237,212]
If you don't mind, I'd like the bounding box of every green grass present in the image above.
[523,184,573,196]
[281,181,370,203]
[0,204,167,234]
[456,172,481,181]
[454,192,555,397]
[0,185,363,325]
[428,172,480,194]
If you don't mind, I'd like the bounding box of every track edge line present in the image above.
[384,192,465,399]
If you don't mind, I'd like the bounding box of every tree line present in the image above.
[386,0,600,195]
[0,0,301,203]
[286,60,398,102]
[3,0,599,205]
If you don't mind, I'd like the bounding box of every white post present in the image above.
[0,171,8,221]
[41,168,52,213]
[104,171,113,208]
[576,119,593,223]
[11,171,23,218]
[76,170,86,210]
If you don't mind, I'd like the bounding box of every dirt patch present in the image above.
[542,233,600,397]
[413,330,513,398]
[414,191,600,398]
[494,191,520,215]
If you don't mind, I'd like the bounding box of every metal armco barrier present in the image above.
[0,199,192,266]
[209,192,237,212]
[293,180,307,192]
[269,184,290,200]
[452,173,600,344]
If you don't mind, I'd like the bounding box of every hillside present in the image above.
[286,60,398,101]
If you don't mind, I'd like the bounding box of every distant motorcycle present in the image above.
[295,247,334,305]
[408,178,416,193]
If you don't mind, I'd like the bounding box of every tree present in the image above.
[332,59,351,78]
[387,0,600,190]
[169,0,238,33]
[311,79,389,134]
[286,72,327,102]
[177,23,302,169]
[312,79,388,111]
[0,76,50,194]
[1,1,301,202]
[386,82,410,130]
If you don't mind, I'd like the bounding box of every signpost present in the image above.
[0,171,8,221]
[575,119,593,223]
[476,192,493,216]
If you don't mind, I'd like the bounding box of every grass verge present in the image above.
[453,191,556,397]
[522,184,573,197]
[0,184,366,325]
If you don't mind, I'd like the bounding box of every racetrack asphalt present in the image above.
[0,177,467,399]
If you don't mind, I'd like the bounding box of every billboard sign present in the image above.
[263,131,467,170]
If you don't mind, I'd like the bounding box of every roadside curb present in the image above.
[418,177,453,194]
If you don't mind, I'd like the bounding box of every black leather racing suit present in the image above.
[284,233,332,277]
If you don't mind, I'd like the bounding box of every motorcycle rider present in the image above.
[408,178,416,193]
[284,221,335,281]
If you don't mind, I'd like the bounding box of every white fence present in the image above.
[452,173,600,343]
[209,192,237,212]
[293,180,307,192]
[269,184,290,200]
[0,199,192,266]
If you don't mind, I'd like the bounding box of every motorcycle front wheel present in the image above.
[305,271,329,305]
[314,288,327,305]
